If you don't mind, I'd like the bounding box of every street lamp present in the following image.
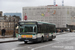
[13,15,16,37]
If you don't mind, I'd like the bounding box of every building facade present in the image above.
[0,11,2,17]
[0,21,17,30]
[0,16,20,30]
[22,6,75,30]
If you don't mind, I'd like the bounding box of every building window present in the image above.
[24,9,27,10]
[37,8,40,10]
[29,8,31,10]
[33,8,35,10]
[58,8,61,9]
[50,8,52,9]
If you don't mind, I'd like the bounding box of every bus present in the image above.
[18,20,56,43]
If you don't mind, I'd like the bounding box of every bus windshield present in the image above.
[19,25,37,33]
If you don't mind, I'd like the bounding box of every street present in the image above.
[0,32,75,50]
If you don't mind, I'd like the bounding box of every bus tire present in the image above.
[24,41,27,44]
[49,39,53,41]
[49,36,53,41]
[46,38,49,41]
[41,37,44,43]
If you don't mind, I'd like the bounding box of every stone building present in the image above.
[0,14,21,30]
[0,11,2,17]
[0,20,17,30]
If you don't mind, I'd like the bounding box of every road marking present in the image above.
[52,46,64,48]
[31,42,60,50]
[12,46,33,50]
[31,49,34,50]
[64,46,74,49]
[52,46,74,49]
[28,47,32,48]
[31,38,75,50]
[12,47,19,50]
[12,47,25,50]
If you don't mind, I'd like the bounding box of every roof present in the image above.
[19,20,55,25]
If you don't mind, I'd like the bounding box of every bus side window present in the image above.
[37,25,41,33]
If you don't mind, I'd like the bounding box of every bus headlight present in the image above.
[18,35,21,38]
[32,35,36,39]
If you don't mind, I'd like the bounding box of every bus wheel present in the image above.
[49,36,53,41]
[24,41,27,44]
[41,37,44,42]
[49,38,53,41]
[46,38,49,41]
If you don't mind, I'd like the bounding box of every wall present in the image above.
[22,6,75,28]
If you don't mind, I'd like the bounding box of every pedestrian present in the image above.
[62,30,63,32]
[1,28,6,36]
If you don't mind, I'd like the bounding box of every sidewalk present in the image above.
[0,38,18,43]
[0,35,13,38]
[0,35,18,43]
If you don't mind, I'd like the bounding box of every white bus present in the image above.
[18,20,56,43]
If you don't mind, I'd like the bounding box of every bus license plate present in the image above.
[25,40,29,41]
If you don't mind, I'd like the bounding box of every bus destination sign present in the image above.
[20,22,36,25]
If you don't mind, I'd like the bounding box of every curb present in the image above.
[0,40,18,43]
[0,37,13,38]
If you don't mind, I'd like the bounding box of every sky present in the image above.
[0,0,75,13]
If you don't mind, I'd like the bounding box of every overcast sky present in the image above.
[0,0,75,13]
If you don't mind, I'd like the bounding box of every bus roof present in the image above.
[19,20,55,25]
[38,21,55,25]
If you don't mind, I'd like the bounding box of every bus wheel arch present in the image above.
[52,35,53,38]
[49,35,53,41]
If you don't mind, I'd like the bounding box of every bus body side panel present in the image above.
[36,33,55,41]
[36,33,44,41]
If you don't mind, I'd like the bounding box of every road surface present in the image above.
[0,32,75,50]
